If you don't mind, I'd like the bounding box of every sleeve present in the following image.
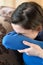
[35,31,43,41]
[38,31,43,41]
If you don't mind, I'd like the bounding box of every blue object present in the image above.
[2,31,43,65]
[23,53,43,65]
[2,31,43,50]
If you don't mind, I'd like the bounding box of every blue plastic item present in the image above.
[2,31,43,50]
[2,31,43,65]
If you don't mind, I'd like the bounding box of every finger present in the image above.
[18,49,25,53]
[18,49,27,53]
[23,41,34,47]
[23,41,41,49]
[18,48,31,53]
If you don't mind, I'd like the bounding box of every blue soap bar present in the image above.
[2,31,43,50]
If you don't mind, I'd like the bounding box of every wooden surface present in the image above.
[0,0,43,8]
[16,0,43,8]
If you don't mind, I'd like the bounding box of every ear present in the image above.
[37,25,42,32]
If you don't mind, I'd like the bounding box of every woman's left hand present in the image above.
[18,41,43,58]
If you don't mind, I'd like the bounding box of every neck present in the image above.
[23,31,39,39]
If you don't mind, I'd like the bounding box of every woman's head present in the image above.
[11,2,43,29]
[10,2,43,39]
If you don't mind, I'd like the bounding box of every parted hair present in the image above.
[10,2,43,30]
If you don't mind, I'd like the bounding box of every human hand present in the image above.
[18,41,43,58]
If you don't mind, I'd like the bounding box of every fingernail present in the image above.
[23,41,26,44]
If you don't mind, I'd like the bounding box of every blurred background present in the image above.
[0,0,43,8]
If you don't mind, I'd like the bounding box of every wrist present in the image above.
[39,49,43,58]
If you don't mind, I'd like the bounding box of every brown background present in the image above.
[0,0,43,8]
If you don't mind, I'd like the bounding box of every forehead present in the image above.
[11,23,24,30]
[11,23,34,34]
[11,23,26,33]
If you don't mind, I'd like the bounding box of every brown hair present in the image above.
[10,2,43,30]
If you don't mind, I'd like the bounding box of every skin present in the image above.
[11,23,43,58]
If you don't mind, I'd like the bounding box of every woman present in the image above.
[11,2,43,58]
[3,2,43,65]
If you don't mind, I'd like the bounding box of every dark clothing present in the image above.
[35,31,43,41]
